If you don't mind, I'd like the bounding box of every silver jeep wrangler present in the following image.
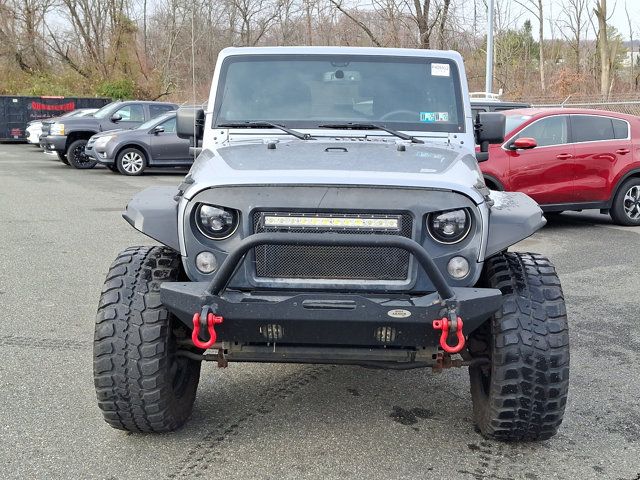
[93,47,569,441]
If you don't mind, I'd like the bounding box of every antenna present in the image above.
[191,3,197,160]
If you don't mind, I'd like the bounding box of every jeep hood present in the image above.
[185,139,487,204]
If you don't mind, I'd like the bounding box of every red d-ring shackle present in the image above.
[432,316,465,353]
[192,312,224,349]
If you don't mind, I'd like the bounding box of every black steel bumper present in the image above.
[160,232,502,349]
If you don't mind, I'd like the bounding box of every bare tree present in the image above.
[0,0,54,73]
[594,0,610,97]
[328,0,383,46]
[412,0,442,49]
[624,1,634,90]
[558,0,588,74]
[514,0,545,91]
[438,0,451,48]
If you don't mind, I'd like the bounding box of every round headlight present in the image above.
[195,251,218,273]
[196,204,238,239]
[447,256,470,279]
[427,209,471,244]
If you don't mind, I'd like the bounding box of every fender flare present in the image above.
[485,191,546,258]
[123,186,180,251]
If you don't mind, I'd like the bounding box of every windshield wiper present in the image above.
[318,122,424,144]
[217,121,315,140]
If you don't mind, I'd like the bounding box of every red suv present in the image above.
[480,108,640,225]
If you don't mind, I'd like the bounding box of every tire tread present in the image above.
[93,246,199,433]
[470,252,570,441]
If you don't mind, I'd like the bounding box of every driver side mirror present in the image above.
[475,112,506,162]
[176,107,205,142]
[110,113,122,122]
[152,126,165,135]
[509,137,537,150]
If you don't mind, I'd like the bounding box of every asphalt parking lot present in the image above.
[1,143,639,480]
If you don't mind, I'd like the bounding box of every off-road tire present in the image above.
[610,177,640,226]
[468,252,569,441]
[57,151,69,165]
[93,246,202,432]
[67,139,97,169]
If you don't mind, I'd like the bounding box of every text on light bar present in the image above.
[264,215,400,229]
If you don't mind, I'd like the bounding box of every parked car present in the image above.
[85,112,192,175]
[479,107,640,225]
[470,92,530,119]
[26,108,97,145]
[42,100,178,168]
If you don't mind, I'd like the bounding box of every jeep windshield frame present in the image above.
[212,54,465,134]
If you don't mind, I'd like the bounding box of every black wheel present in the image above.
[483,177,503,191]
[107,164,119,173]
[67,139,97,169]
[93,246,202,432]
[468,252,569,441]
[610,177,640,226]
[57,151,69,165]
[117,148,147,176]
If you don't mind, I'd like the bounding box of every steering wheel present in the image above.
[379,110,419,121]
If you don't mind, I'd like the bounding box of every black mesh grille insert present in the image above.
[253,212,413,280]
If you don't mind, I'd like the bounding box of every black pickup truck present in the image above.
[42,100,177,168]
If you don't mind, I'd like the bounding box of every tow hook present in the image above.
[432,315,465,354]
[192,307,223,349]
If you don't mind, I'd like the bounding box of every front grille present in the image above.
[253,212,412,280]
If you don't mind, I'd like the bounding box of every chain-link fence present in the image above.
[527,94,640,116]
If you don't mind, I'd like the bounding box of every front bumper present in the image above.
[85,139,113,164]
[43,135,67,153]
[160,232,502,359]
[161,284,502,348]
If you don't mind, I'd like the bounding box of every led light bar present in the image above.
[264,215,400,230]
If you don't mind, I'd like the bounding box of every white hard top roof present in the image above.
[218,46,463,61]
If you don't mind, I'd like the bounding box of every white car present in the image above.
[25,108,98,145]
[25,121,44,144]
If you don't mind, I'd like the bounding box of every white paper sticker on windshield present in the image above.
[431,63,450,77]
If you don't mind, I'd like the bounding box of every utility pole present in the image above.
[485,0,495,94]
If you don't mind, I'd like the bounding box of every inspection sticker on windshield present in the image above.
[420,112,449,122]
[431,63,450,77]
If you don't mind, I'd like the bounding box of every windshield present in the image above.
[92,102,120,119]
[137,113,173,130]
[214,55,465,133]
[504,114,532,135]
